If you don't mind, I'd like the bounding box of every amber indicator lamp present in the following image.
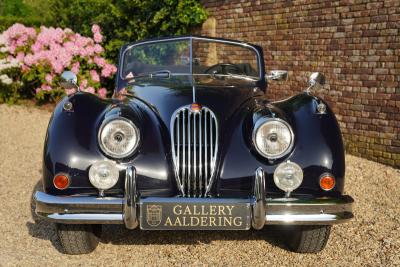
[53,174,70,190]
[319,174,335,191]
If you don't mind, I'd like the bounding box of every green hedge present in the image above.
[0,16,45,32]
[50,0,208,62]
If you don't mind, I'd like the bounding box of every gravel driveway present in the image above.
[0,104,399,266]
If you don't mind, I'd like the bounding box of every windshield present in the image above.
[122,37,261,80]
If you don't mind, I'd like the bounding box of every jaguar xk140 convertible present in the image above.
[34,36,354,254]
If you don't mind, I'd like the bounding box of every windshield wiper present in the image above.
[127,70,171,84]
[208,73,258,81]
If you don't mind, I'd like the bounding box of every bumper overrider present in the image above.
[35,167,354,230]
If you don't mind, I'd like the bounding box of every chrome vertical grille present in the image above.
[171,105,218,197]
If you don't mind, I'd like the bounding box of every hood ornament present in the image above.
[190,103,202,113]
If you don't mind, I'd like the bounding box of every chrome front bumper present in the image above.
[35,166,354,228]
[35,191,354,227]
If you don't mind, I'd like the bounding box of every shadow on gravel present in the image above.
[26,180,64,253]
[27,180,288,251]
[100,225,289,250]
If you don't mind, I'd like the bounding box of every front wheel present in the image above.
[56,224,102,254]
[285,225,331,253]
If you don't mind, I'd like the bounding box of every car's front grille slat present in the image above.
[171,105,218,197]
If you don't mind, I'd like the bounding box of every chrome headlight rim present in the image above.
[98,117,140,159]
[252,117,294,159]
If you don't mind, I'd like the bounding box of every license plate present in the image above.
[140,197,251,230]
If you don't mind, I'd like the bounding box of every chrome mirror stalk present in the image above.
[306,72,325,93]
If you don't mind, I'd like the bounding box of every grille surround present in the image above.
[170,105,218,197]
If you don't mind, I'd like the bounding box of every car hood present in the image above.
[126,76,260,131]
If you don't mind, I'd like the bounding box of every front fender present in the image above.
[42,92,177,196]
[42,93,110,195]
[217,93,345,197]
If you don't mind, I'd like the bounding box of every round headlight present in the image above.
[89,160,119,190]
[253,118,294,159]
[99,118,139,158]
[273,161,303,193]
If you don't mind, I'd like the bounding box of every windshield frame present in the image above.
[120,36,263,81]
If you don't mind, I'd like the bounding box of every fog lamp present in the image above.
[89,161,119,190]
[273,161,303,194]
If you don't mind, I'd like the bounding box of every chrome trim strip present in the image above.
[34,191,123,224]
[265,213,354,225]
[194,112,197,197]
[123,166,138,229]
[41,213,123,224]
[252,168,266,229]
[182,111,186,195]
[35,191,123,213]
[205,111,208,182]
[188,110,191,196]
[199,111,203,196]
[205,110,218,195]
[264,195,354,225]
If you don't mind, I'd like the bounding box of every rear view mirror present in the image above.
[308,72,325,87]
[60,71,78,89]
[266,70,288,81]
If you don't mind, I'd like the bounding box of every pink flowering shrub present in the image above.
[0,23,116,103]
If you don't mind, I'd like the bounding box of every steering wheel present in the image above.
[204,63,242,75]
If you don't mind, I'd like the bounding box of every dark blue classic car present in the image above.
[34,36,354,254]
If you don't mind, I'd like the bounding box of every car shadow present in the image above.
[27,180,64,253]
[27,180,289,251]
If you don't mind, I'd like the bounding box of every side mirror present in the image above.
[60,71,78,89]
[308,72,325,87]
[266,70,288,81]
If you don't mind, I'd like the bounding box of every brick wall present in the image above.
[195,0,400,168]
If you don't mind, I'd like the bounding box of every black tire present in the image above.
[285,225,331,253]
[56,224,102,254]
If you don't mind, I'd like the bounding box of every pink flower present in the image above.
[64,28,73,34]
[52,61,64,74]
[91,24,100,34]
[71,61,80,74]
[80,79,88,90]
[94,44,103,54]
[2,23,112,102]
[41,84,52,91]
[90,70,100,82]
[84,46,95,57]
[91,25,103,43]
[94,56,106,67]
[16,51,25,62]
[31,42,43,53]
[93,32,103,43]
[45,74,53,83]
[8,44,16,54]
[98,88,107,98]
[101,63,117,78]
